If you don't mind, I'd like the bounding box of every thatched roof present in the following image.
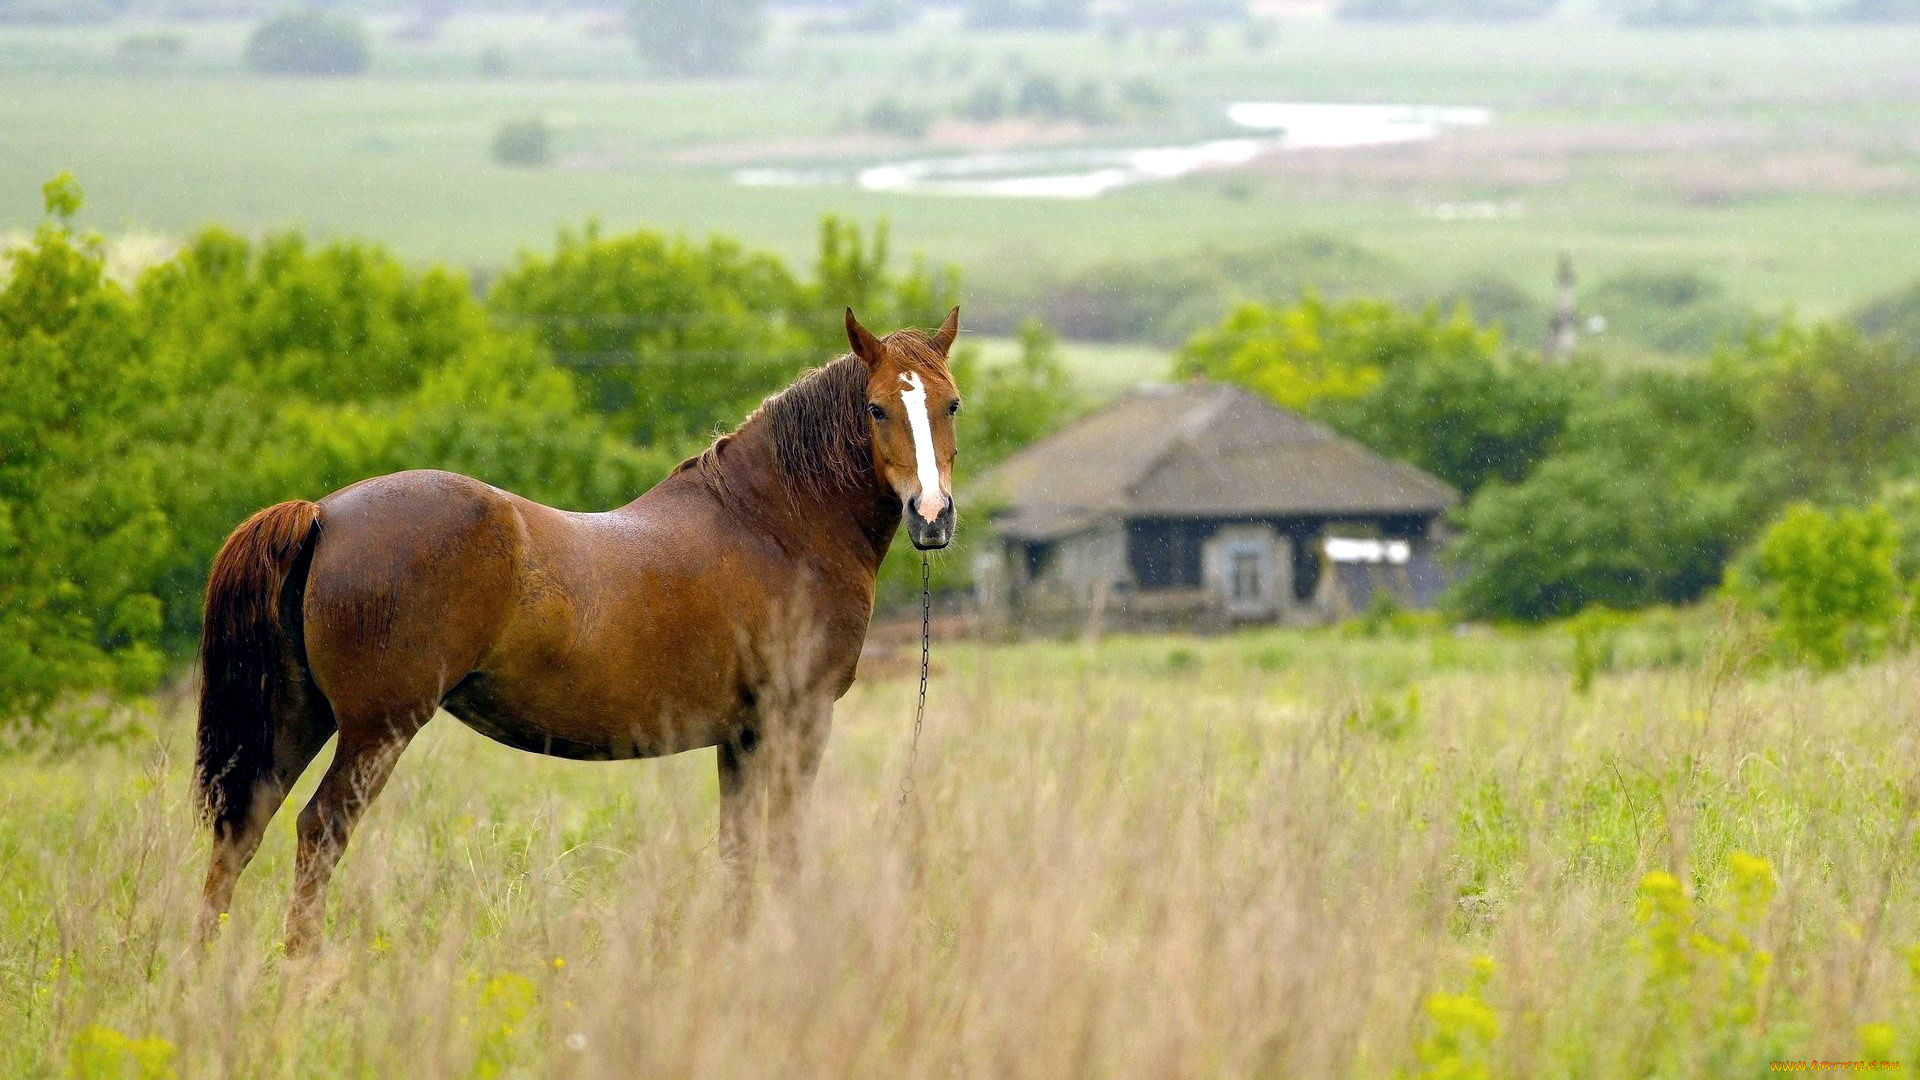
[980,382,1458,541]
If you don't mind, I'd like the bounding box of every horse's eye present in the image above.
[867,403,887,421]
[948,400,961,416]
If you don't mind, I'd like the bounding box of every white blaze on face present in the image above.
[898,371,945,522]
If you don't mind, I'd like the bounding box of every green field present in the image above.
[4,621,1916,1076]
[4,14,1919,317]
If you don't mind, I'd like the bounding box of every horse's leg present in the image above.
[717,732,767,925]
[283,708,429,955]
[197,677,337,944]
[716,699,831,921]
[763,700,831,888]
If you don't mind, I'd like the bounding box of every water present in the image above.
[733,103,1492,199]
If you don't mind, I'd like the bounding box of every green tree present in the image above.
[489,221,808,447]
[1722,321,1920,498]
[0,176,167,724]
[1177,294,1497,411]
[1450,366,1770,621]
[1728,504,1904,668]
[137,229,484,402]
[962,318,1078,469]
[806,216,959,356]
[625,0,763,76]
[1320,349,1580,496]
[244,8,370,75]
[1450,453,1747,622]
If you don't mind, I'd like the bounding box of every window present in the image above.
[1127,519,1206,589]
[1230,549,1263,603]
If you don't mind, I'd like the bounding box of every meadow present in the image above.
[3,14,1919,316]
[6,617,1917,1078]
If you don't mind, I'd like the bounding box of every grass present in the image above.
[3,16,1919,316]
[4,619,1917,1077]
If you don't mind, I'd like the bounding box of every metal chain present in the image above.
[898,553,931,807]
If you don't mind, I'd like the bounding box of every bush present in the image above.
[115,32,184,66]
[972,235,1407,344]
[244,9,370,76]
[492,116,552,167]
[626,0,763,76]
[1851,277,1920,354]
[1584,269,1761,355]
[863,96,933,138]
[1728,503,1906,668]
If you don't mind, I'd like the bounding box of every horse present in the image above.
[194,308,963,953]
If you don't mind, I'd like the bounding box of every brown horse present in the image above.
[195,308,962,952]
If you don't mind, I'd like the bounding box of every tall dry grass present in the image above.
[5,628,1918,1078]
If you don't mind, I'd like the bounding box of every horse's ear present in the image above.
[845,308,883,365]
[929,305,961,356]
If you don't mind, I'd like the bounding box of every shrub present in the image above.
[1851,277,1920,358]
[1584,269,1761,355]
[863,96,933,138]
[626,0,763,76]
[1727,503,1905,669]
[244,9,370,76]
[492,116,552,167]
[115,32,184,66]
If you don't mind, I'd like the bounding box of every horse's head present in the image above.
[846,307,962,551]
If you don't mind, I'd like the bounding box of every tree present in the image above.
[1319,349,1580,497]
[0,176,167,724]
[1177,294,1499,411]
[625,0,763,76]
[244,9,370,76]
[1449,365,1774,621]
[1727,504,1904,668]
[1722,321,1920,499]
[1449,453,1748,622]
[488,221,809,447]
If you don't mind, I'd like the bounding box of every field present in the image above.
[3,15,1920,316]
[6,620,1917,1077]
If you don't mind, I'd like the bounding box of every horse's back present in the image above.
[301,470,523,716]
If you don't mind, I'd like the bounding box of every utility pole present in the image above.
[1545,251,1577,363]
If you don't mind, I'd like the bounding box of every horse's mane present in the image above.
[679,330,949,507]
[755,351,873,498]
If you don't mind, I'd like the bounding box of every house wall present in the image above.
[988,513,1450,635]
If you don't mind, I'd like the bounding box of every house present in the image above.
[974,382,1459,631]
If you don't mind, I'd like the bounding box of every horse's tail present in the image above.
[195,500,322,834]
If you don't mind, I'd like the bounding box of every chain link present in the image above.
[898,553,931,807]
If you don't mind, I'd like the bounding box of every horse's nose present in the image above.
[908,491,947,523]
